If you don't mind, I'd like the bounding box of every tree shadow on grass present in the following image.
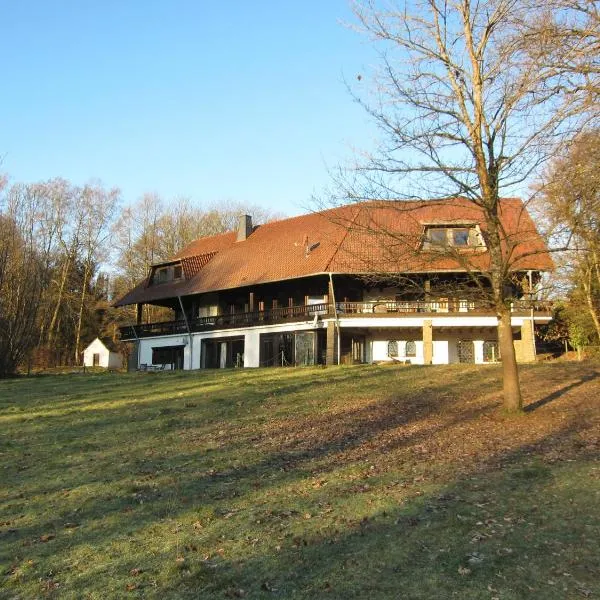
[58,418,600,600]
[2,362,598,598]
[524,370,600,413]
[1,368,496,579]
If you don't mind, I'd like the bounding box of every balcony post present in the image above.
[136,303,143,325]
[177,296,193,370]
[328,273,341,364]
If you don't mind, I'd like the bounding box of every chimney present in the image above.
[237,214,252,242]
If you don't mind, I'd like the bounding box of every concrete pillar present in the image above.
[423,319,433,365]
[326,321,337,365]
[515,319,536,363]
[244,331,260,367]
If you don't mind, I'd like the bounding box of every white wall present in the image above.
[138,336,191,369]
[337,315,550,329]
[369,336,425,365]
[364,328,498,365]
[432,340,449,364]
[134,317,507,370]
[474,340,485,364]
[83,338,109,367]
[139,320,323,370]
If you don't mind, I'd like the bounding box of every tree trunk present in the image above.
[581,268,600,341]
[47,254,72,345]
[486,208,524,413]
[497,305,523,412]
[74,262,91,365]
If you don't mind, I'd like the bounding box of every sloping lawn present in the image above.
[0,362,598,599]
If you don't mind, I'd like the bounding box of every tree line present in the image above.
[0,177,279,377]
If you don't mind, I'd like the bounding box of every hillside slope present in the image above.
[0,363,598,599]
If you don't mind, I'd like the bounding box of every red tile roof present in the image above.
[113,199,552,307]
[181,252,217,279]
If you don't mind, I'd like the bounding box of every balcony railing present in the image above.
[119,299,552,340]
[120,303,329,340]
[335,299,551,314]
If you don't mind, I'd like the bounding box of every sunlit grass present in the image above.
[1,363,599,599]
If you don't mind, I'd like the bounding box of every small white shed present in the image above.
[82,337,123,369]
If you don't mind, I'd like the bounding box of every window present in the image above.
[152,345,185,369]
[483,341,499,363]
[405,341,417,357]
[423,226,479,249]
[452,228,470,246]
[173,265,183,279]
[428,228,448,246]
[387,341,399,357]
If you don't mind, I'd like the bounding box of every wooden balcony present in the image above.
[120,303,330,340]
[119,300,552,340]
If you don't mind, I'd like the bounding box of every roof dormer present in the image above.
[421,223,485,251]
[149,261,184,286]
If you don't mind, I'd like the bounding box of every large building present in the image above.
[114,199,552,370]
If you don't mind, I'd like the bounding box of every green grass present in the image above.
[0,362,599,599]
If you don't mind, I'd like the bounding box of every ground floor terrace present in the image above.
[125,310,550,371]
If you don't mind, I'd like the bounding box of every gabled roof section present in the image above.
[114,199,553,307]
[173,231,237,259]
[113,252,220,307]
[328,198,552,273]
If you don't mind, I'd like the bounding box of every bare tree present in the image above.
[0,184,52,376]
[519,0,599,106]
[37,179,82,347]
[73,182,120,363]
[112,195,283,286]
[333,0,591,411]
[537,129,600,339]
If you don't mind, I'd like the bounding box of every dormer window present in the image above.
[155,268,168,284]
[151,263,184,286]
[451,228,470,246]
[423,225,482,250]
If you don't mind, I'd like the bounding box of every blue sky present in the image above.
[1,1,378,216]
